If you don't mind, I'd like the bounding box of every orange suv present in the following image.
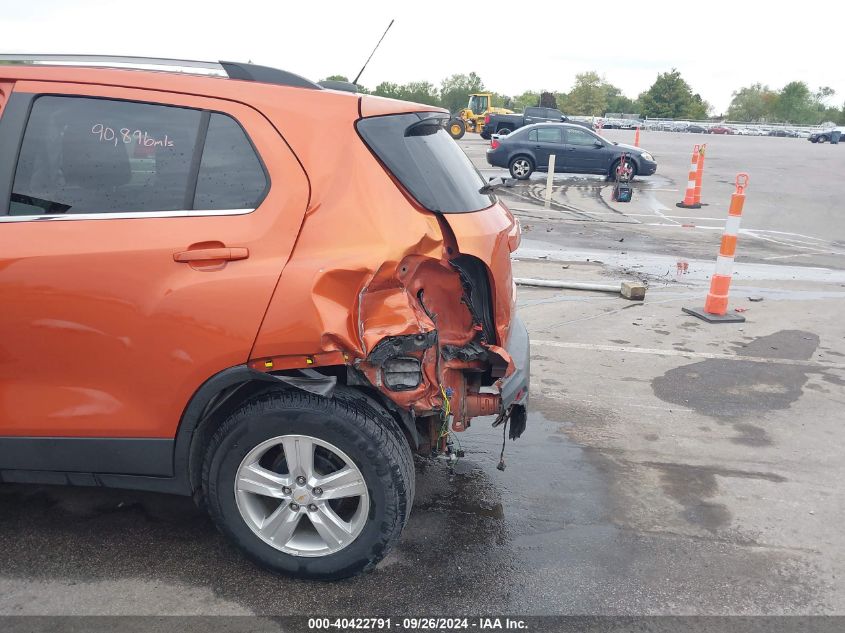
[0,55,529,580]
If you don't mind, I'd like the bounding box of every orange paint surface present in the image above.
[0,66,520,438]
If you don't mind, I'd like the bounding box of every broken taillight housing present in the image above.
[382,357,422,391]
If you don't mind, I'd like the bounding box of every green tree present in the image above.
[637,69,709,119]
[490,92,513,109]
[439,72,485,113]
[372,81,439,105]
[726,83,777,121]
[606,92,637,115]
[321,74,349,82]
[373,81,402,100]
[774,81,814,123]
[511,90,541,112]
[566,71,611,116]
[399,81,440,106]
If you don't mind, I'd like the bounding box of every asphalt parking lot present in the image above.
[1,131,844,617]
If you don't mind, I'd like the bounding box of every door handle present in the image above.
[173,247,249,263]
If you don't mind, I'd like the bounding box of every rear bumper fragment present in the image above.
[500,315,530,408]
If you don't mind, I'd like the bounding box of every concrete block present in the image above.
[621,281,646,301]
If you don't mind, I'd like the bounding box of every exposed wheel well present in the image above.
[178,366,419,500]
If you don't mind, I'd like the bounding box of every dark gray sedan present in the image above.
[486,122,657,180]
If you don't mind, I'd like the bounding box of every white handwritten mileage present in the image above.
[91,123,174,148]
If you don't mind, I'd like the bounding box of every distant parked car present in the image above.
[709,125,735,135]
[686,124,708,134]
[768,129,789,137]
[486,122,657,180]
[809,127,844,143]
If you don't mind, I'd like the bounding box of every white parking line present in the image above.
[530,339,845,370]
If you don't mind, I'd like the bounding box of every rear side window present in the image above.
[10,96,266,216]
[194,113,267,210]
[356,113,494,214]
[536,128,562,143]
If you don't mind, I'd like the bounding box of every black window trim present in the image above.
[0,92,270,221]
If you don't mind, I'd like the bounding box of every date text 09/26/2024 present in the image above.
[308,618,529,630]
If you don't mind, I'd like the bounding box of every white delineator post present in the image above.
[545,154,556,209]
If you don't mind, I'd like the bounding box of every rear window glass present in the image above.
[356,113,494,214]
[194,113,267,210]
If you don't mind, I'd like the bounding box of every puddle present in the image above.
[651,330,821,444]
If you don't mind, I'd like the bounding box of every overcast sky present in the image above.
[2,0,839,114]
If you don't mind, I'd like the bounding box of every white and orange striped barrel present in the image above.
[677,145,700,208]
[703,173,749,315]
[693,144,707,206]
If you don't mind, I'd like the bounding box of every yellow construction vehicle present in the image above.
[447,93,513,139]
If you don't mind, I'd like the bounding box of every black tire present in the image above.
[610,157,637,181]
[202,387,414,581]
[447,118,466,140]
[509,155,534,180]
[480,131,491,140]
[497,127,512,136]
[818,135,828,143]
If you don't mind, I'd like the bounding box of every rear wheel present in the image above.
[448,119,466,140]
[509,156,534,180]
[818,135,828,143]
[203,388,414,580]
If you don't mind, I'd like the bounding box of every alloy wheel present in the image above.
[234,434,369,557]
[512,159,530,178]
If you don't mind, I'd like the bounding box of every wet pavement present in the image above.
[3,305,843,615]
[469,131,845,270]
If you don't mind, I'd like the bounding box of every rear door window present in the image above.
[536,128,562,143]
[11,96,202,215]
[357,113,493,214]
[9,96,267,217]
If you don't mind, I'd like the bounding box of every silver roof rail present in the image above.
[0,54,322,90]
[0,54,226,75]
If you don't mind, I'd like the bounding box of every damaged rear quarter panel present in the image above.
[249,96,518,422]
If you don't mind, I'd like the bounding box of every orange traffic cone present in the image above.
[634,127,640,147]
[676,145,701,209]
[693,144,707,207]
[682,173,750,323]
